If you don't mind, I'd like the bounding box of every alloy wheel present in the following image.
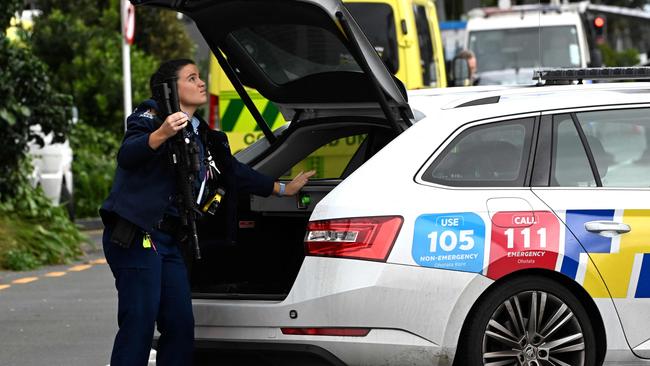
[482,290,586,366]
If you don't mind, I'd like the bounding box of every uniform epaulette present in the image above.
[137,110,155,120]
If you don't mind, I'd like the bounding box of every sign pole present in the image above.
[121,0,134,131]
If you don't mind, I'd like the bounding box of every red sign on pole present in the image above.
[124,2,135,45]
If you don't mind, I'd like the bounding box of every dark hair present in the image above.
[456,49,476,61]
[149,58,195,95]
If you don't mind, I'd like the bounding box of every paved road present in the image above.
[0,230,121,366]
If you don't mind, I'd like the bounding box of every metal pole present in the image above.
[121,0,132,131]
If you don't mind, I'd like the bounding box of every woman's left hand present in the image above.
[285,170,316,196]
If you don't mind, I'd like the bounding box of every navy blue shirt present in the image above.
[100,100,274,235]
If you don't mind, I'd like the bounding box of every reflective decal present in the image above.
[410,208,650,300]
[563,209,650,298]
[487,211,560,279]
[560,210,614,288]
[412,212,485,272]
[635,253,650,298]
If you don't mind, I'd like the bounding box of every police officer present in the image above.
[100,59,314,366]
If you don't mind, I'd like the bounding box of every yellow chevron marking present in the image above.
[68,264,92,272]
[0,284,10,290]
[90,258,107,265]
[45,272,67,277]
[12,277,38,284]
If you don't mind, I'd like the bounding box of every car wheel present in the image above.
[60,180,75,220]
[459,275,597,366]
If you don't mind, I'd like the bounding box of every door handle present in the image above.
[584,221,631,237]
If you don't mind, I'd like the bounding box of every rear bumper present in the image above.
[193,339,346,366]
[192,257,491,365]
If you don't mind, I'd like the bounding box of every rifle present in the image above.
[152,78,202,260]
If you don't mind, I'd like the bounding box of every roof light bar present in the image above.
[534,67,650,84]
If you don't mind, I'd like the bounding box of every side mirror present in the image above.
[589,48,603,67]
[450,56,471,87]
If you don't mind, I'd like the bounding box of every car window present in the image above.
[281,134,368,180]
[413,4,437,86]
[345,3,399,75]
[423,118,533,187]
[552,115,597,187]
[230,24,362,86]
[574,108,650,187]
[469,26,580,73]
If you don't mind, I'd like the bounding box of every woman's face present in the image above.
[177,63,207,109]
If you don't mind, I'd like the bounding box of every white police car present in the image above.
[132,0,650,365]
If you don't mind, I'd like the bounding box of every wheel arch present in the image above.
[451,268,606,366]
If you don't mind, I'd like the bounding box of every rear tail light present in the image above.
[208,94,219,129]
[281,327,370,337]
[304,216,403,262]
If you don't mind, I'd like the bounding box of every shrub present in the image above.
[70,123,120,218]
[0,161,85,271]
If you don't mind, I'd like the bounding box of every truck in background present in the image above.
[207,0,447,169]
[464,2,598,85]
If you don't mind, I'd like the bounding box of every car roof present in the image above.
[409,82,650,126]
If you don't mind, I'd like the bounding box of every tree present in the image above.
[31,0,193,133]
[0,0,73,198]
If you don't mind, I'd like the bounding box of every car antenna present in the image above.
[536,0,543,85]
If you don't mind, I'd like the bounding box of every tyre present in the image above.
[459,275,597,366]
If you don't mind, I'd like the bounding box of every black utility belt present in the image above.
[155,214,183,239]
[109,214,184,248]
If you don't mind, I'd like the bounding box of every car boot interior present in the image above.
[190,120,395,299]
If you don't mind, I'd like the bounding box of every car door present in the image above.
[531,107,650,357]
[412,114,569,280]
[131,0,413,133]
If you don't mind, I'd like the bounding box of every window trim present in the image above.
[416,114,538,189]
[531,114,552,186]
[570,113,603,187]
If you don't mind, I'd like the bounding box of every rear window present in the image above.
[230,24,362,85]
[345,3,399,74]
[422,118,534,187]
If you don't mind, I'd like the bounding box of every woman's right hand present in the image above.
[148,111,189,150]
[159,111,189,139]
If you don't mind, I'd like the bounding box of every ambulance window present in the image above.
[413,4,437,86]
[281,134,368,180]
[423,118,533,187]
[573,108,650,187]
[345,3,399,74]
[552,115,596,187]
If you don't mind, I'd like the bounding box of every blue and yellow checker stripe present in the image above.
[560,209,650,299]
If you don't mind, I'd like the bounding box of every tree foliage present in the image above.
[31,0,193,134]
[0,0,73,198]
[599,44,640,67]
